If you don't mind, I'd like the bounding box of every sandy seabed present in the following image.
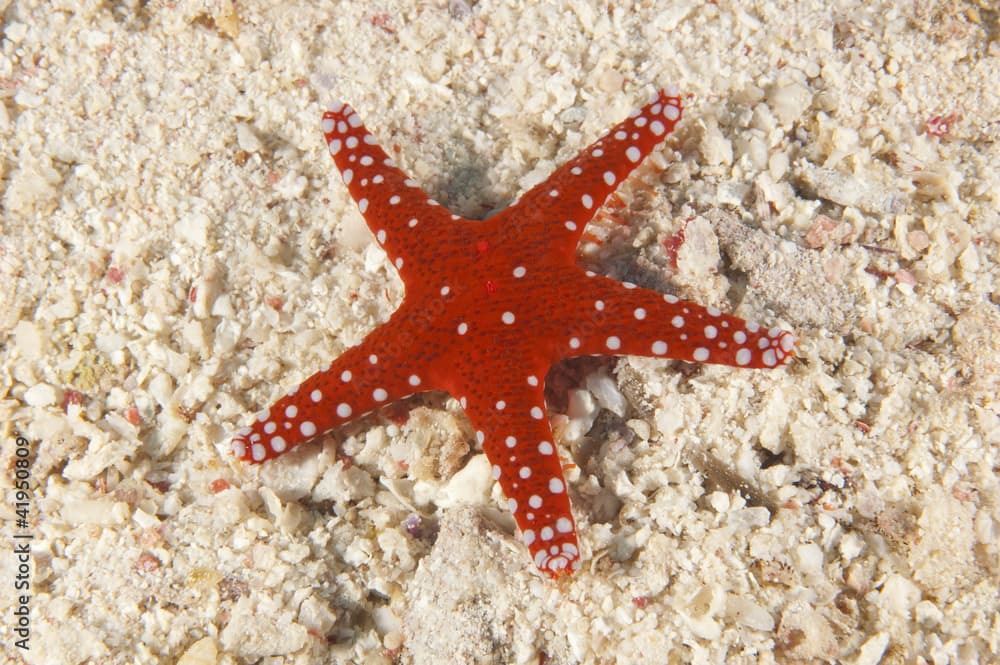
[1,1,998,663]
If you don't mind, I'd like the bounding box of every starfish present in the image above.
[230,87,796,577]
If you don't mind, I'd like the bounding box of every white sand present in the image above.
[2,1,998,663]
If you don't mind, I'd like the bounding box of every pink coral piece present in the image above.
[230,88,795,577]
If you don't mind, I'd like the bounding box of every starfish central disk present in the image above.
[230,88,795,578]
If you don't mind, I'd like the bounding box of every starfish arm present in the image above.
[554,273,796,368]
[460,377,581,578]
[322,102,456,282]
[230,312,431,463]
[506,88,683,255]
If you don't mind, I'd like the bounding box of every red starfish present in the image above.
[230,88,796,577]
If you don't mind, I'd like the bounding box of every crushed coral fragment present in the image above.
[925,112,959,138]
[230,87,796,578]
